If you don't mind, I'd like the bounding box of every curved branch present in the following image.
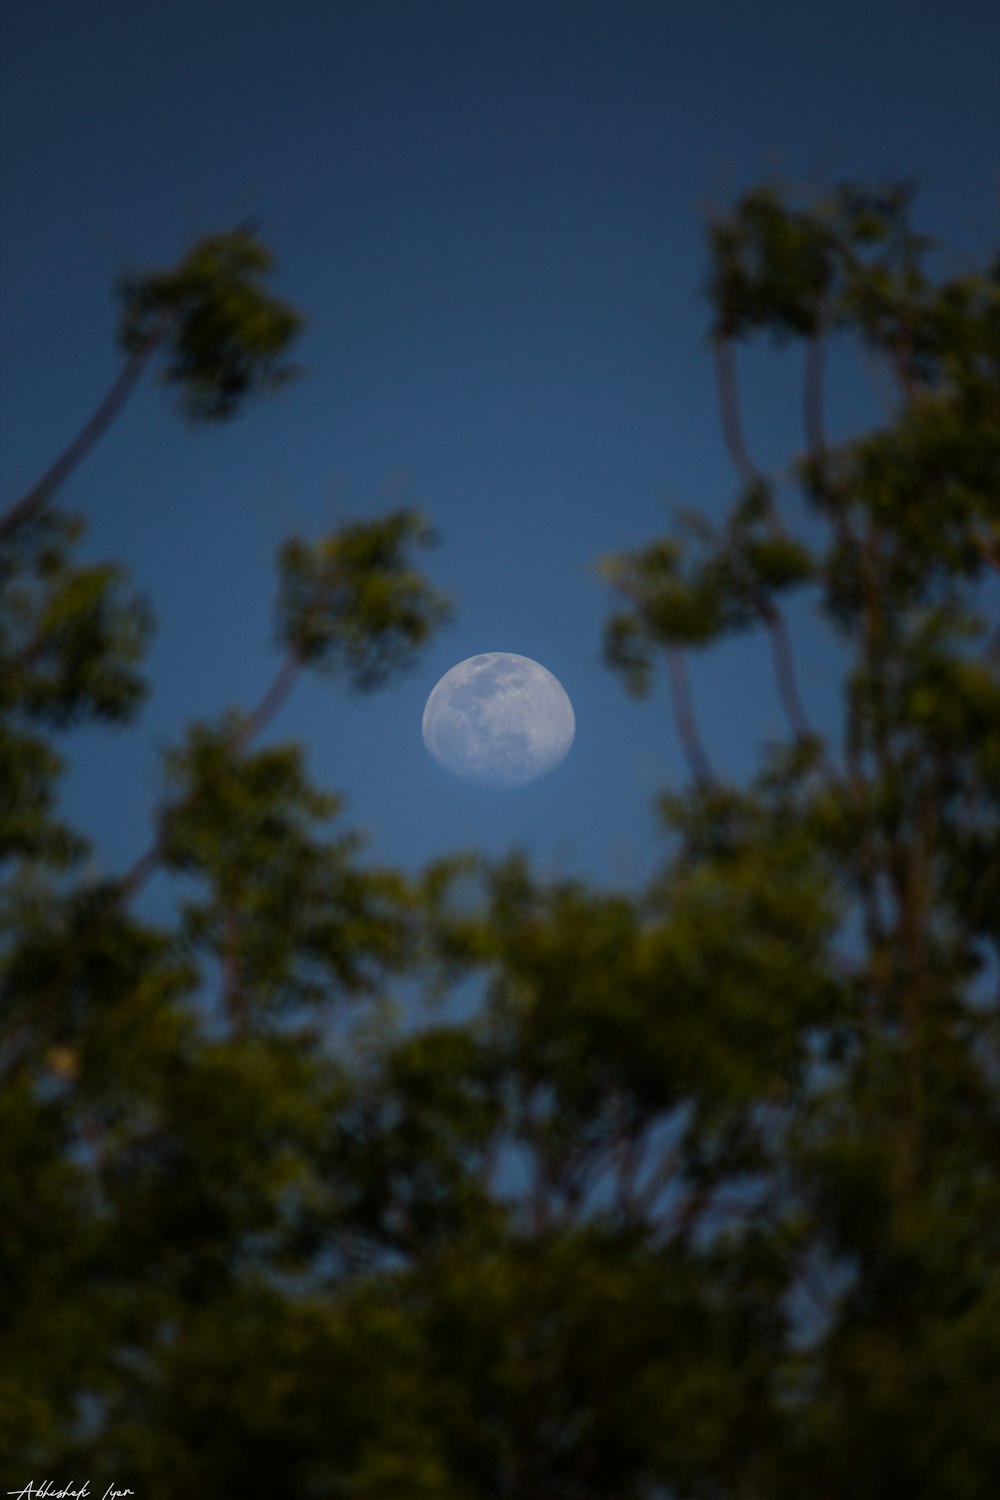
[714,336,787,539]
[116,647,301,907]
[228,648,300,758]
[754,594,838,782]
[1,330,166,541]
[636,1142,683,1218]
[0,644,308,1088]
[761,603,822,746]
[802,305,860,564]
[803,323,827,463]
[974,535,1000,576]
[714,336,760,492]
[665,645,716,786]
[715,325,837,775]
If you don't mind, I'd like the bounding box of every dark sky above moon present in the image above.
[1,0,996,900]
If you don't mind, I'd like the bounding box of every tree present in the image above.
[0,225,304,542]
[1,182,997,1498]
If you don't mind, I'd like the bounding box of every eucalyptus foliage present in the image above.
[1,185,997,1498]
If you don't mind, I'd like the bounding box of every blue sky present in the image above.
[1,0,997,907]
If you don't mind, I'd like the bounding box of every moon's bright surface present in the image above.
[422,653,575,787]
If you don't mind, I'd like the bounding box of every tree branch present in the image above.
[803,335,826,464]
[714,337,763,497]
[0,643,307,1089]
[116,648,301,907]
[973,535,1000,575]
[761,602,825,749]
[0,329,167,541]
[612,1107,645,1226]
[635,1141,683,1219]
[665,645,716,786]
[222,899,247,1029]
[716,334,835,768]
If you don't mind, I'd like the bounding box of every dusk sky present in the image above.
[1,0,997,910]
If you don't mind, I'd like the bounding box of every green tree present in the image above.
[1,183,997,1499]
[1,225,303,542]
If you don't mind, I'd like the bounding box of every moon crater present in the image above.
[422,653,575,787]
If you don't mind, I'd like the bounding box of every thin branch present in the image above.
[529,1135,552,1238]
[552,1137,608,1228]
[973,535,1000,576]
[664,1183,712,1248]
[1,644,306,1088]
[665,644,716,786]
[983,612,1000,663]
[800,310,885,813]
[1,329,167,541]
[761,602,826,750]
[222,900,246,1029]
[75,1104,112,1205]
[890,335,917,403]
[477,1130,501,1197]
[803,322,828,464]
[386,1194,427,1260]
[713,333,840,773]
[229,648,301,757]
[635,1142,683,1219]
[0,630,52,686]
[714,337,763,496]
[850,518,896,1016]
[115,648,301,907]
[846,692,889,1006]
[892,750,947,1192]
[803,297,866,578]
[114,836,166,909]
[965,837,1000,935]
[613,1109,645,1225]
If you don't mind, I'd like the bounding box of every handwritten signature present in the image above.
[7,1486,133,1500]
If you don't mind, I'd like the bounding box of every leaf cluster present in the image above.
[116,227,304,422]
[276,507,453,690]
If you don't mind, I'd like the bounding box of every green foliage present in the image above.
[0,509,151,727]
[2,183,999,1496]
[116,226,304,422]
[0,509,149,873]
[602,491,817,690]
[708,182,839,341]
[276,508,453,690]
[159,725,418,1019]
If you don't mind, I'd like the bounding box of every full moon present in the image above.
[422,653,575,788]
